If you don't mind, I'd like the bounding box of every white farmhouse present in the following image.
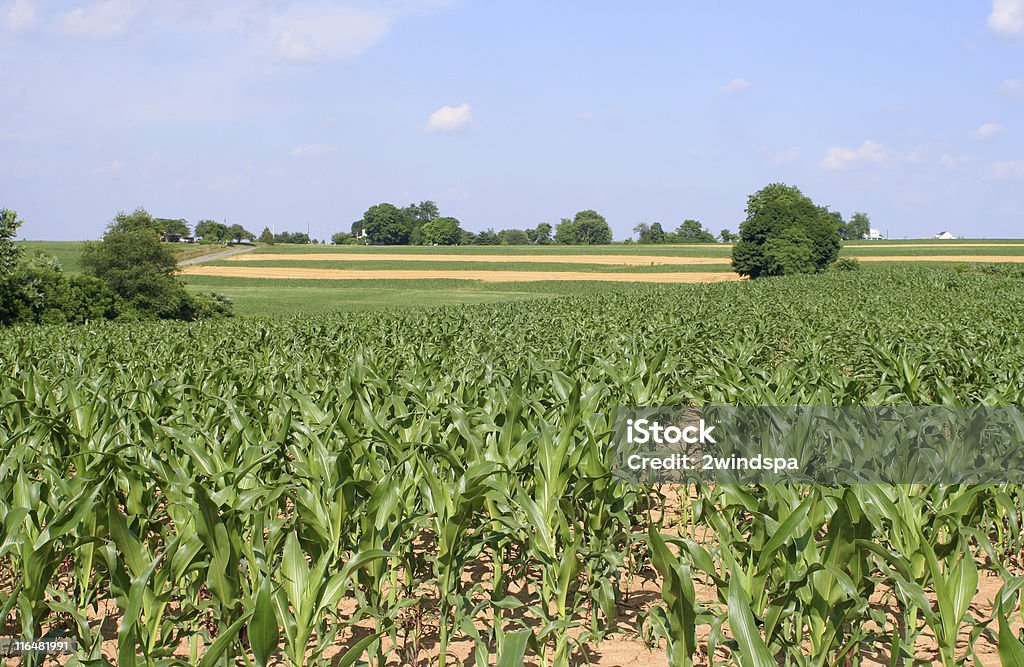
[863,228,884,240]
[935,231,957,240]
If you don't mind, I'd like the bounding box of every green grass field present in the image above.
[183,275,631,315]
[16,240,229,274]
[17,241,87,272]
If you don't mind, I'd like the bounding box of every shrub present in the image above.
[831,258,861,272]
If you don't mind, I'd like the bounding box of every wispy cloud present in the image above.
[269,5,394,62]
[819,140,891,171]
[58,1,138,38]
[2,0,36,32]
[719,78,752,95]
[992,160,1024,179]
[290,143,337,157]
[972,122,1005,139]
[999,78,1024,99]
[426,103,472,132]
[989,0,1024,39]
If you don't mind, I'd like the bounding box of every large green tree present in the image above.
[498,228,530,245]
[528,222,553,244]
[1,208,25,277]
[554,219,578,244]
[673,219,716,243]
[82,230,183,316]
[842,212,871,240]
[195,220,230,243]
[404,200,439,244]
[107,208,164,235]
[362,203,411,245]
[572,210,613,245]
[420,217,463,245]
[473,229,500,245]
[228,224,255,243]
[634,222,667,244]
[731,183,841,278]
[156,218,191,237]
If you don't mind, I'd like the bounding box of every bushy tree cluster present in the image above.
[273,231,311,244]
[839,212,871,241]
[193,219,256,243]
[731,183,841,278]
[0,207,232,326]
[553,210,613,244]
[351,201,466,246]
[633,219,719,244]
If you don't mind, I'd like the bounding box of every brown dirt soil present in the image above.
[182,265,746,283]
[226,253,733,265]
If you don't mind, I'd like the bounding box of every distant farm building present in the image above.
[935,231,957,240]
[863,228,884,240]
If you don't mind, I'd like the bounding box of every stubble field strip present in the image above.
[224,253,734,265]
[181,264,745,282]
[213,259,737,273]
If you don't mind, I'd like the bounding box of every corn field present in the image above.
[1,266,1023,665]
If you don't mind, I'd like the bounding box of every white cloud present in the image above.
[719,78,752,94]
[972,122,1005,139]
[425,103,472,132]
[290,143,336,156]
[819,140,891,171]
[940,154,958,169]
[58,0,137,37]
[3,0,36,32]
[999,78,1024,99]
[773,147,801,165]
[992,160,1024,179]
[269,5,395,62]
[989,0,1024,38]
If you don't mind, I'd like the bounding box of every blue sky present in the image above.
[1,1,1023,241]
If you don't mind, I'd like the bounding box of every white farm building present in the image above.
[935,231,957,240]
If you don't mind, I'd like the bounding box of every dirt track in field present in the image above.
[226,253,731,265]
[182,265,745,283]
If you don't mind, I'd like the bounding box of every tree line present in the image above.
[339,202,617,246]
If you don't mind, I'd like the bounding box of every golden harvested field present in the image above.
[228,254,1024,266]
[845,243,1024,248]
[225,253,731,265]
[182,265,745,283]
